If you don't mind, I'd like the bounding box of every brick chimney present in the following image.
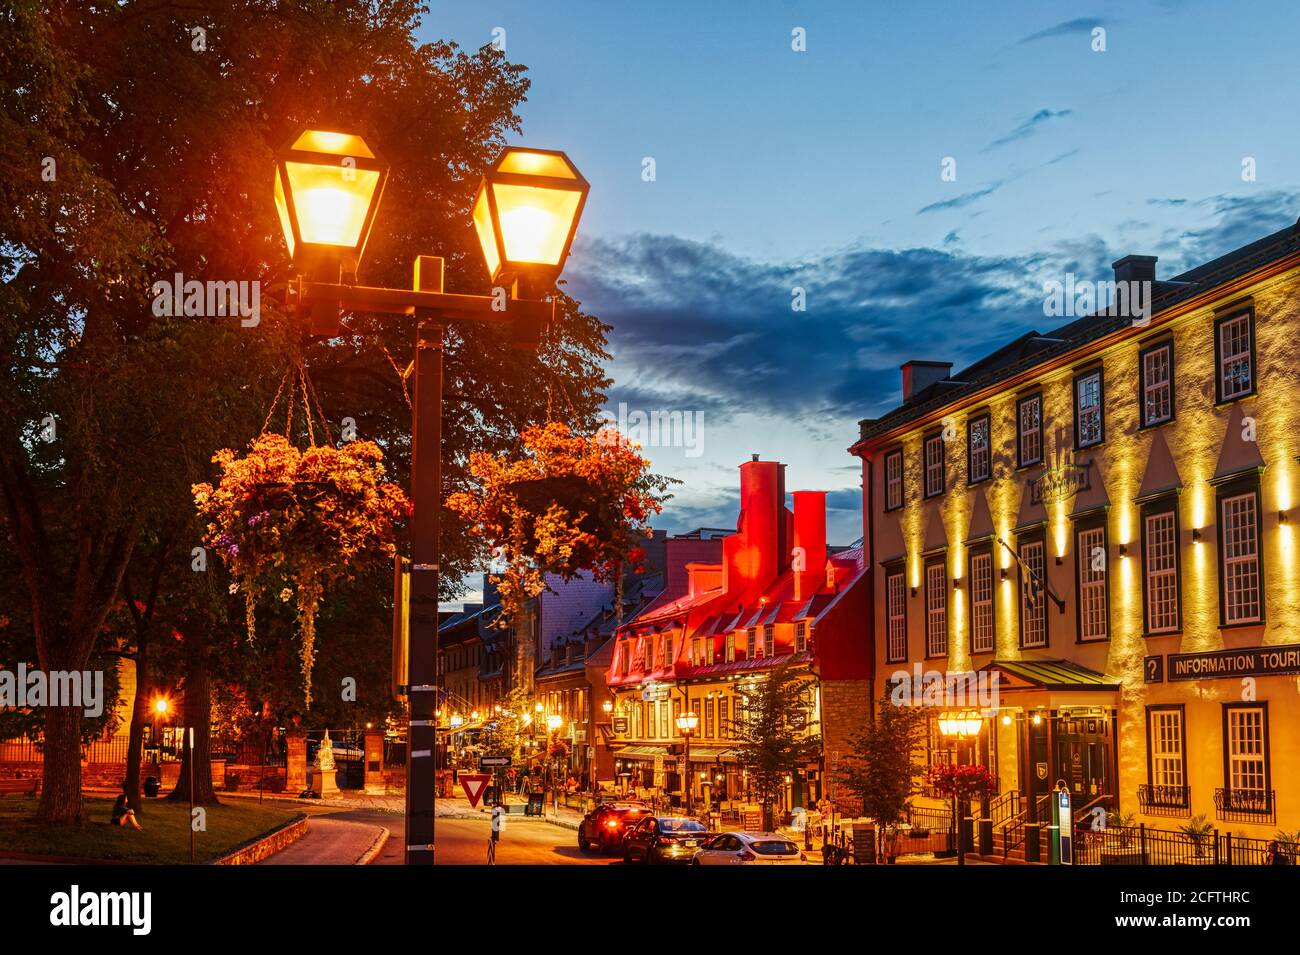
[901,360,952,403]
[792,490,827,602]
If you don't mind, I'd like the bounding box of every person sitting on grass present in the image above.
[111,793,144,831]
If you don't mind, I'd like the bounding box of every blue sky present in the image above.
[421,0,1300,550]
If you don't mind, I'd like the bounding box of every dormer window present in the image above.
[746,628,758,659]
[763,624,775,657]
[795,622,808,653]
[725,632,735,662]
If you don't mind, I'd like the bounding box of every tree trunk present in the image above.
[167,656,218,805]
[35,704,86,825]
[124,642,150,812]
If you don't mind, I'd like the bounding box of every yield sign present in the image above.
[460,774,491,808]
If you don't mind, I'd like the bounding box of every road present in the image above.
[330,809,618,865]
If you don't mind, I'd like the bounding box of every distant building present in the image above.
[605,457,870,814]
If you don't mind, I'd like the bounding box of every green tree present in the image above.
[835,690,927,836]
[729,664,822,831]
[1,1,611,825]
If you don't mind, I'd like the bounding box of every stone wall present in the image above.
[820,678,872,815]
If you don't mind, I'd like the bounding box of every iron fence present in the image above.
[1072,823,1292,866]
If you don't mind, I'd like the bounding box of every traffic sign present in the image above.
[479,756,511,768]
[460,774,491,807]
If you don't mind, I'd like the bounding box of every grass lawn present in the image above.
[0,795,301,864]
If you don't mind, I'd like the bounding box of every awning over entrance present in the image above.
[980,658,1120,692]
[688,748,742,765]
[612,745,670,762]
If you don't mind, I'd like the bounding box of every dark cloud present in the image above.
[1017,18,1102,44]
[566,234,1058,427]
[984,108,1073,151]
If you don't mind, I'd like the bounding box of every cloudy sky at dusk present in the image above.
[423,0,1300,548]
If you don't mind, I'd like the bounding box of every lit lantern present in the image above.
[472,147,589,286]
[274,127,389,273]
[675,712,699,734]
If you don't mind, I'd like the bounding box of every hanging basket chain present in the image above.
[380,342,412,410]
[261,368,294,436]
[303,363,334,445]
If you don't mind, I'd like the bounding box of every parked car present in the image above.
[577,805,647,857]
[578,801,649,853]
[691,831,806,865]
[622,815,710,864]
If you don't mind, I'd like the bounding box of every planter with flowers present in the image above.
[193,432,410,706]
[447,422,673,623]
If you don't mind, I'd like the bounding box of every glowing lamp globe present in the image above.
[274,127,389,273]
[676,712,699,734]
[472,147,589,286]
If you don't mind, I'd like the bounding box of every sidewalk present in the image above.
[257,817,389,865]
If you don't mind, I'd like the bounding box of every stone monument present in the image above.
[311,730,339,796]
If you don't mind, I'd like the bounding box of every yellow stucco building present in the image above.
[851,222,1300,853]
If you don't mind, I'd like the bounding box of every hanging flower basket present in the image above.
[447,422,672,622]
[928,762,997,798]
[193,432,410,706]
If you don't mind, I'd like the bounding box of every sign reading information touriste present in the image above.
[1167,644,1300,681]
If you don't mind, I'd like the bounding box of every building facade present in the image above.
[852,222,1300,839]
[605,457,870,816]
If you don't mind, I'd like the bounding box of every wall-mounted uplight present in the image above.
[1000,568,1009,582]
[1118,544,1129,559]
[1192,528,1203,544]
[1280,510,1290,525]
[1055,555,1064,566]
[952,578,963,591]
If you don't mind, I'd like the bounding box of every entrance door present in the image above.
[1053,716,1110,799]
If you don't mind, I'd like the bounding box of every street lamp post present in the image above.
[675,711,699,816]
[937,709,983,867]
[273,129,588,866]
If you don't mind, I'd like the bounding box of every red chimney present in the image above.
[792,490,827,601]
[722,456,785,597]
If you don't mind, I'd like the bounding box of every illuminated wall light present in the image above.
[1001,713,1012,726]
[1118,544,1129,559]
[1280,510,1290,525]
[1032,712,1043,726]
[1191,528,1203,544]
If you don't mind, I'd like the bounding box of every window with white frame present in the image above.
[747,627,759,659]
[1144,510,1179,634]
[886,569,907,662]
[924,433,944,498]
[968,415,990,483]
[1220,491,1262,624]
[725,632,735,662]
[1074,370,1103,448]
[1217,312,1254,402]
[969,552,994,653]
[1019,539,1047,648]
[718,698,729,739]
[1149,708,1185,789]
[795,621,808,653]
[763,624,775,658]
[1226,705,1267,798]
[1076,525,1108,641]
[1017,395,1042,467]
[1141,342,1173,426]
[925,561,947,656]
[885,450,903,510]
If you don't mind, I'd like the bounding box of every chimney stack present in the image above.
[792,491,827,602]
[901,360,953,403]
[1111,254,1157,319]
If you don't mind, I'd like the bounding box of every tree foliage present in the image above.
[729,664,821,830]
[0,1,612,824]
[834,690,927,828]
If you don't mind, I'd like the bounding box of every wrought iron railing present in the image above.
[1214,787,1275,824]
[1072,823,1291,866]
[1137,783,1190,817]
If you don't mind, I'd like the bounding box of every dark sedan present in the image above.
[578,801,649,854]
[622,815,710,864]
